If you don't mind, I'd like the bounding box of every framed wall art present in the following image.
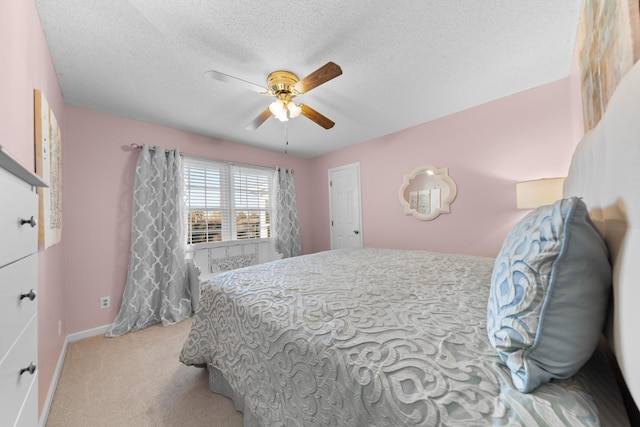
[577,0,640,131]
[34,89,62,249]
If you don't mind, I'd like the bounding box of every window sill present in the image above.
[188,237,272,251]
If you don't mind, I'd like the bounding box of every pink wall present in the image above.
[63,106,312,333]
[309,77,582,257]
[1,0,67,417]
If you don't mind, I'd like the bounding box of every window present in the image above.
[184,157,274,244]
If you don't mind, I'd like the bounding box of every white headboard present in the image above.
[564,60,640,408]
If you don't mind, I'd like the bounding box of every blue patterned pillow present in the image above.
[487,197,611,392]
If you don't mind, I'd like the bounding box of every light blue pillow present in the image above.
[487,197,611,393]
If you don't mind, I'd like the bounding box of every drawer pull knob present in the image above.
[20,289,37,301]
[20,216,37,228]
[20,362,37,376]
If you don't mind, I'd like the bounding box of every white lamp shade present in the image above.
[269,99,283,115]
[516,177,565,209]
[269,100,288,121]
[287,102,302,118]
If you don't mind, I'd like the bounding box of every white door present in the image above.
[329,162,363,249]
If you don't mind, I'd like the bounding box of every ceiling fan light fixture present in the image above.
[269,99,283,115]
[269,99,288,121]
[287,102,302,119]
[269,98,302,122]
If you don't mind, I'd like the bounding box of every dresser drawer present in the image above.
[0,256,38,361]
[13,369,38,427]
[0,314,37,426]
[0,171,38,267]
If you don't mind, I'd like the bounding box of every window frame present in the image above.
[183,157,275,247]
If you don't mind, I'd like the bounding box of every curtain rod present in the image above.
[130,143,210,162]
[129,143,293,173]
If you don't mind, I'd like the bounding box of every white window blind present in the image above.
[184,157,274,244]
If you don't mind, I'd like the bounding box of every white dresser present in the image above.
[0,147,46,427]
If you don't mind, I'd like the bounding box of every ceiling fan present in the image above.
[205,62,342,130]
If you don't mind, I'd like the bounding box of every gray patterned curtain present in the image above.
[274,168,302,258]
[106,145,191,337]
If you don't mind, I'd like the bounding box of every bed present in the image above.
[180,59,640,426]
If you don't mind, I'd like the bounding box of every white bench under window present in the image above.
[187,239,279,311]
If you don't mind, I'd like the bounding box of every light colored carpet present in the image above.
[45,318,244,427]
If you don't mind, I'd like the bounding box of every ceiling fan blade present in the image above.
[299,104,335,129]
[246,108,272,130]
[205,70,267,94]
[293,62,342,94]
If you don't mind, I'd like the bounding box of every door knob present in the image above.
[353,230,359,235]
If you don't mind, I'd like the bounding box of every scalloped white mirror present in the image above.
[399,165,457,221]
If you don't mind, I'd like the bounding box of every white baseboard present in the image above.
[39,323,112,427]
[39,339,68,427]
[67,324,111,343]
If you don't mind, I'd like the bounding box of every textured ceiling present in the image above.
[35,0,583,158]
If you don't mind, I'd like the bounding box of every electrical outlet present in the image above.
[99,296,110,309]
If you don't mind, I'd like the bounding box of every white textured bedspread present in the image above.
[180,248,605,426]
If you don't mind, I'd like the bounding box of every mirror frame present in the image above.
[398,165,458,221]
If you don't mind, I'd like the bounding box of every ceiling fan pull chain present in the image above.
[283,122,289,154]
